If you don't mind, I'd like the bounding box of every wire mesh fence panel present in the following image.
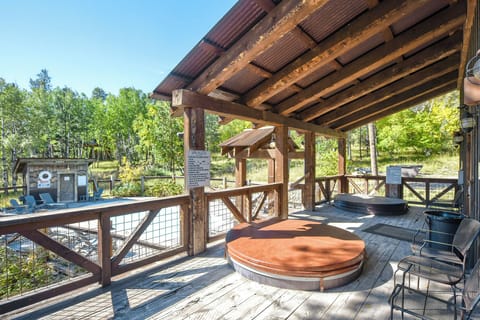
[288,188,303,209]
[425,182,457,208]
[403,181,426,205]
[0,219,99,299]
[111,207,182,265]
[208,198,238,238]
[251,191,274,219]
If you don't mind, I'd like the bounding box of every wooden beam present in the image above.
[187,0,331,95]
[304,131,315,210]
[98,214,111,286]
[184,108,206,255]
[20,230,101,274]
[300,32,462,122]
[458,0,477,87]
[235,158,247,187]
[221,196,247,223]
[317,53,460,126]
[172,89,346,138]
[275,3,465,115]
[274,126,289,219]
[337,138,348,194]
[231,148,304,159]
[340,76,457,131]
[243,0,431,107]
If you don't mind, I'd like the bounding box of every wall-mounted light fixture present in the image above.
[460,106,476,133]
[453,131,464,145]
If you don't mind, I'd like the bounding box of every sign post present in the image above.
[386,166,403,198]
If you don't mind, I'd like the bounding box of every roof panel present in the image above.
[205,0,267,49]
[390,0,450,34]
[221,68,265,95]
[253,30,311,73]
[152,0,468,133]
[267,87,300,105]
[299,0,368,43]
[296,62,337,88]
[337,32,385,65]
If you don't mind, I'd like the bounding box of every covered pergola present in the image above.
[152,0,478,255]
[4,0,480,317]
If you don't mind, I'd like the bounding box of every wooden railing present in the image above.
[205,183,282,241]
[314,175,459,208]
[0,176,457,314]
[0,196,190,313]
[0,182,284,314]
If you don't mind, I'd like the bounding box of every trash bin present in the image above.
[424,210,464,250]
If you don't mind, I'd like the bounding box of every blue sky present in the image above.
[0,1,237,96]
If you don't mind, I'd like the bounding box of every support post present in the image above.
[304,131,316,210]
[338,137,348,193]
[98,214,111,286]
[267,159,275,214]
[184,107,206,255]
[274,126,289,219]
[235,157,247,220]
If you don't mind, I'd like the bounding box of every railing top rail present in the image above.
[205,182,282,199]
[0,195,190,235]
[317,174,458,184]
[402,176,458,183]
[315,175,344,180]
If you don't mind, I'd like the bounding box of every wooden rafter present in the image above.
[457,0,478,86]
[340,76,457,131]
[300,32,462,122]
[243,0,431,108]
[231,148,304,160]
[274,3,465,116]
[187,0,331,95]
[172,89,346,138]
[317,54,460,126]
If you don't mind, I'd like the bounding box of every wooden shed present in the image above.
[14,158,94,203]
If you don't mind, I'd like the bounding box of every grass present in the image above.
[0,153,458,210]
[209,153,460,183]
[346,153,459,177]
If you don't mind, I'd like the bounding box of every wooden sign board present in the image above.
[187,150,211,189]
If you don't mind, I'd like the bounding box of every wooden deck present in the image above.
[4,204,473,319]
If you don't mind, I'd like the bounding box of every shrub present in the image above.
[112,182,142,197]
[146,180,183,197]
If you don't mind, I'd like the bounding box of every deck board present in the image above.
[5,204,468,320]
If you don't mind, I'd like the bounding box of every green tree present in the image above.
[205,113,221,153]
[29,69,51,91]
[0,80,27,186]
[218,119,251,142]
[101,88,148,164]
[134,101,183,175]
[376,91,459,156]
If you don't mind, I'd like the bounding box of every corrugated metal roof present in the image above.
[152,0,471,134]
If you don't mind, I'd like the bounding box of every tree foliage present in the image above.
[376,91,459,156]
[0,70,461,180]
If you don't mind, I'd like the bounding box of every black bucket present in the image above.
[424,210,464,250]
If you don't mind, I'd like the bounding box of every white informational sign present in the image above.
[187,150,211,189]
[386,166,402,185]
[78,175,87,186]
[37,170,52,188]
